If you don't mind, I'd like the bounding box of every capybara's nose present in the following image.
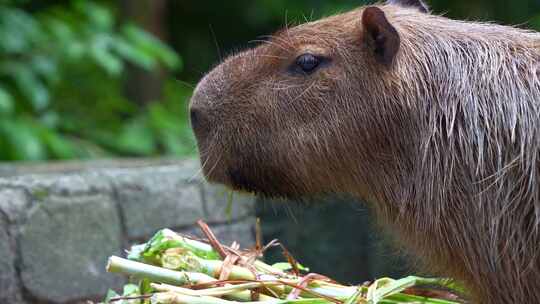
[189,104,209,137]
[190,68,224,140]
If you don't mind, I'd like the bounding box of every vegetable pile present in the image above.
[101,220,466,304]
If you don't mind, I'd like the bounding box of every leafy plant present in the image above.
[0,0,192,161]
[105,227,465,304]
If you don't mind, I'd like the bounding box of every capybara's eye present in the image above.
[293,53,324,75]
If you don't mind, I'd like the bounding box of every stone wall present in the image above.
[0,159,256,304]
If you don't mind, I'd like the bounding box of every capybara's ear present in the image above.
[361,7,400,67]
[387,0,429,13]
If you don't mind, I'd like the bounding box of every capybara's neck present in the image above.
[359,9,540,304]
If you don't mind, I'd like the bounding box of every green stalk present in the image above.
[153,282,281,298]
[160,251,361,301]
[108,256,276,302]
[153,283,278,301]
[161,252,356,300]
[288,282,359,299]
[107,256,215,286]
[343,287,363,304]
[253,261,289,277]
[162,252,256,280]
[158,229,289,277]
[162,229,217,255]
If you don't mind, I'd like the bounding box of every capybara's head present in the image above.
[190,0,430,199]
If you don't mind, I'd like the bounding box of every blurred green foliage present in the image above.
[0,0,192,161]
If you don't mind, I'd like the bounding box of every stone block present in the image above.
[0,218,21,303]
[110,168,205,240]
[0,173,113,197]
[19,194,123,303]
[0,188,30,223]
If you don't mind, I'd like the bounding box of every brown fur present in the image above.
[190,2,540,303]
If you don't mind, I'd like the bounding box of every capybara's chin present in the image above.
[226,167,300,199]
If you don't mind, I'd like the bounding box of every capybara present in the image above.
[190,1,540,303]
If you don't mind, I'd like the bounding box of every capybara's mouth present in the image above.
[227,168,259,194]
[225,166,305,199]
[198,156,229,186]
[199,163,262,195]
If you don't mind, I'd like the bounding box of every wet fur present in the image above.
[191,3,540,303]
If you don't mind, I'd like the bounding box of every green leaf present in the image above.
[103,284,139,304]
[0,7,42,53]
[0,118,47,161]
[367,276,460,304]
[43,18,74,43]
[127,243,147,261]
[132,229,221,264]
[148,103,189,135]
[66,41,86,60]
[0,62,50,110]
[0,86,14,114]
[90,37,124,76]
[116,118,156,155]
[30,55,59,84]
[146,103,193,155]
[104,289,120,304]
[122,283,140,296]
[39,111,59,128]
[139,278,155,296]
[74,0,113,30]
[122,24,181,70]
[39,129,77,159]
[159,131,192,156]
[42,18,86,60]
[112,37,156,70]
[0,26,28,53]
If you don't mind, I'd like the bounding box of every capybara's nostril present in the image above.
[190,107,201,130]
[190,106,210,137]
[189,109,199,128]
